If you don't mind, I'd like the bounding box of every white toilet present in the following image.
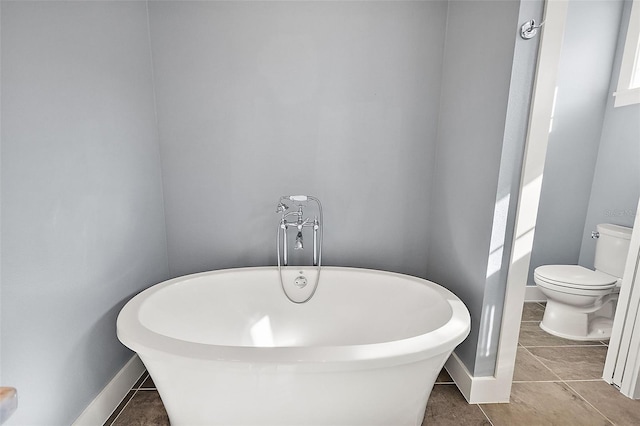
[534,223,633,341]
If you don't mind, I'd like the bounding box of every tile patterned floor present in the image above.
[105,303,640,425]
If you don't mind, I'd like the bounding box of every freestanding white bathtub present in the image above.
[117,266,470,426]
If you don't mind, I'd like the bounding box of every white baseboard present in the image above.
[72,355,145,426]
[444,352,510,404]
[525,285,547,302]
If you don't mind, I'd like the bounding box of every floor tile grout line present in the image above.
[520,345,563,381]
[476,403,496,426]
[521,344,608,348]
[108,388,138,426]
[137,372,158,390]
[136,373,150,390]
[525,347,610,381]
[511,378,604,383]
[106,370,146,426]
[563,380,617,425]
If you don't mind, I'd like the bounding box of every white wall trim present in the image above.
[72,355,144,426]
[445,352,510,404]
[444,353,472,401]
[525,285,547,302]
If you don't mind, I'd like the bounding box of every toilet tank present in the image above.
[594,223,633,278]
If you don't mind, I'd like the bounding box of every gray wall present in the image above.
[529,0,624,285]
[148,0,447,278]
[578,0,640,267]
[425,0,524,375]
[1,2,169,425]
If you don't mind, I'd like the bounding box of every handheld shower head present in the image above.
[288,195,308,202]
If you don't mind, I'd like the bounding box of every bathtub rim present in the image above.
[117,266,470,368]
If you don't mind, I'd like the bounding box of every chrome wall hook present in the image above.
[521,19,545,39]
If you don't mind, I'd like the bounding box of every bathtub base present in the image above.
[143,353,448,426]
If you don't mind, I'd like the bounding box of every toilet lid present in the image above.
[534,265,617,289]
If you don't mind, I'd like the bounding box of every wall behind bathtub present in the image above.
[151,0,540,379]
[148,0,448,279]
[1,2,169,425]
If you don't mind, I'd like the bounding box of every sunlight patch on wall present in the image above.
[486,194,511,278]
[549,86,559,133]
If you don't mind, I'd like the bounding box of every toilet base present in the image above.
[540,315,612,341]
[540,298,615,341]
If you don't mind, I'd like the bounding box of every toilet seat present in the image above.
[534,265,617,291]
[535,278,615,297]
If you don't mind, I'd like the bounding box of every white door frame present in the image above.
[489,0,569,401]
[603,198,640,399]
[445,0,570,403]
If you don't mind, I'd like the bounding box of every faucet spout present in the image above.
[294,231,304,250]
